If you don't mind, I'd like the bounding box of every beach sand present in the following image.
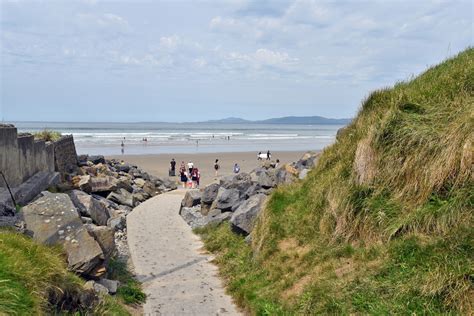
[108,151,307,186]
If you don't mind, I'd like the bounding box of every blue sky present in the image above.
[1,0,472,122]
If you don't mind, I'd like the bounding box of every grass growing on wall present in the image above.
[197,48,474,315]
[33,129,62,142]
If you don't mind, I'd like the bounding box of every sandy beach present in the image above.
[108,151,307,186]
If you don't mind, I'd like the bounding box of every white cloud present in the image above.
[159,35,180,50]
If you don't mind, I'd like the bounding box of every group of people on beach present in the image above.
[169,157,245,189]
[169,159,204,189]
[168,150,276,189]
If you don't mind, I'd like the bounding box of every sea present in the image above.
[13,121,344,156]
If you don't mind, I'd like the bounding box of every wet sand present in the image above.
[108,151,305,186]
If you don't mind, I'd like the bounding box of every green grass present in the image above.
[0,229,130,315]
[108,257,146,305]
[196,48,474,315]
[33,129,62,142]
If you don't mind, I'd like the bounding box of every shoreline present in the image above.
[108,151,312,186]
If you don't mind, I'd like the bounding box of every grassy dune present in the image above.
[0,229,129,315]
[197,48,473,315]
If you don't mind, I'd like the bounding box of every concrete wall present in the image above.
[0,125,21,187]
[0,125,76,188]
[54,136,78,174]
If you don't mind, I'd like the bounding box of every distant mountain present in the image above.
[204,117,251,124]
[203,116,350,125]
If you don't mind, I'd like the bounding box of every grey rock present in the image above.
[85,281,109,295]
[275,168,295,185]
[98,279,119,294]
[21,192,103,275]
[221,173,253,192]
[88,155,106,164]
[81,216,93,224]
[107,214,126,231]
[214,187,242,212]
[93,194,119,210]
[182,190,201,207]
[86,224,116,259]
[69,190,111,226]
[230,194,267,235]
[115,163,131,173]
[89,176,119,193]
[257,170,276,189]
[116,177,134,193]
[299,169,310,180]
[201,183,220,205]
[107,188,136,208]
[294,152,320,171]
[134,178,146,188]
[180,206,231,229]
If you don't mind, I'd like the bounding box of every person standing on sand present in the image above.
[267,150,271,160]
[187,161,194,175]
[191,167,200,188]
[233,163,240,174]
[180,167,188,188]
[214,159,220,177]
[170,158,176,176]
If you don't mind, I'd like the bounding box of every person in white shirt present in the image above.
[187,161,194,174]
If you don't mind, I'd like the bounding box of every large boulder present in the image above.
[214,187,242,212]
[180,206,231,229]
[253,169,276,189]
[88,155,106,165]
[294,152,320,171]
[85,224,116,260]
[220,173,253,193]
[107,188,136,208]
[201,183,220,205]
[230,194,267,235]
[89,176,119,193]
[69,190,111,226]
[275,168,296,185]
[21,192,104,275]
[153,177,177,191]
[182,190,201,208]
[76,175,118,194]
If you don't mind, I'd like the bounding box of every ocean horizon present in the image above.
[12,121,343,155]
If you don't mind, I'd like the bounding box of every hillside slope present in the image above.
[198,48,473,315]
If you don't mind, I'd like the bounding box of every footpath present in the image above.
[127,189,240,315]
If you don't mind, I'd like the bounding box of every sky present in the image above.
[0,0,472,122]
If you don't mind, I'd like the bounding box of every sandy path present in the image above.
[127,189,240,315]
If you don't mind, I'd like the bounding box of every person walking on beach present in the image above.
[179,166,188,188]
[266,150,271,160]
[191,167,200,188]
[169,158,176,176]
[233,163,240,174]
[214,159,220,177]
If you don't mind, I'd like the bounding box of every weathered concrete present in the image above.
[0,125,71,189]
[128,189,240,315]
[0,125,21,187]
[54,135,78,174]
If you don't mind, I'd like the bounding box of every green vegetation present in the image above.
[108,257,147,305]
[0,229,130,315]
[197,48,474,315]
[33,129,62,142]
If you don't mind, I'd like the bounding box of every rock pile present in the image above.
[18,154,177,295]
[180,151,320,236]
